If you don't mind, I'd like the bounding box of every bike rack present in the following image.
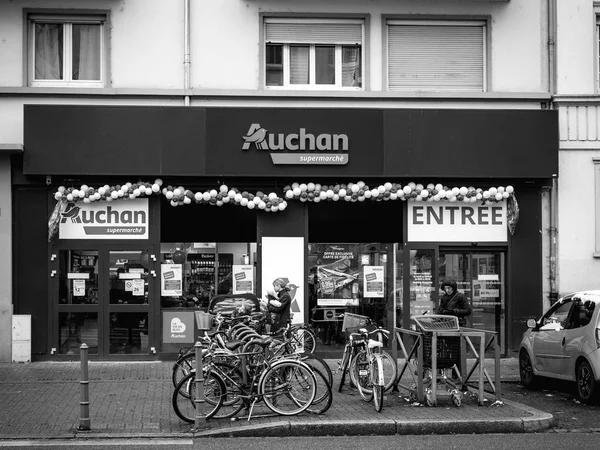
[394,325,502,406]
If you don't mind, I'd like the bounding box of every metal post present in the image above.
[78,343,90,431]
[194,341,206,430]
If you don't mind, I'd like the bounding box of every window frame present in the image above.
[27,12,107,88]
[594,158,600,257]
[595,4,600,92]
[385,18,488,92]
[262,17,365,91]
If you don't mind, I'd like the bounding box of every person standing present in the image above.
[438,280,472,326]
[266,277,292,332]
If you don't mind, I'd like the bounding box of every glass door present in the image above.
[104,246,154,357]
[438,250,506,354]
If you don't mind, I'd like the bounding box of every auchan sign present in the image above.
[242,123,349,165]
[59,199,149,240]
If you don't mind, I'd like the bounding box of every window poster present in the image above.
[73,279,86,296]
[316,244,359,307]
[161,263,182,296]
[232,264,254,294]
[363,266,384,298]
[261,237,304,324]
[162,311,194,343]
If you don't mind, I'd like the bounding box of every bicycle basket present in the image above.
[341,313,370,332]
[412,315,459,332]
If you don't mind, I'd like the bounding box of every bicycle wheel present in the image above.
[337,345,352,393]
[300,353,333,389]
[172,371,225,423]
[260,360,317,416]
[372,355,384,412]
[291,326,317,353]
[306,366,333,415]
[210,362,246,419]
[351,351,373,402]
[172,352,195,390]
[350,349,397,394]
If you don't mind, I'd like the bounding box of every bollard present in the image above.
[194,341,207,430]
[78,343,91,431]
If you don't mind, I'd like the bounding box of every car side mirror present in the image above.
[526,318,537,329]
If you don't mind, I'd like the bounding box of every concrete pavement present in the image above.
[0,357,554,441]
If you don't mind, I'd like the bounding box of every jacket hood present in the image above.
[441,280,458,291]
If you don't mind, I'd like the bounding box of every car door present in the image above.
[561,296,595,381]
[530,297,573,377]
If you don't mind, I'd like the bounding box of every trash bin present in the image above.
[12,315,31,363]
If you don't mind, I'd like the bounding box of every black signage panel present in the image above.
[24,105,206,176]
[205,108,383,177]
[383,109,559,178]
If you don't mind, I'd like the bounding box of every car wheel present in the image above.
[519,349,539,389]
[576,360,600,404]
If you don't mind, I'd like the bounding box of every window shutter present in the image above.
[266,22,362,45]
[388,23,485,91]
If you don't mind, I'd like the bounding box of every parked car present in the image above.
[519,290,600,403]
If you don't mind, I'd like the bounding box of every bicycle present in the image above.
[349,327,387,412]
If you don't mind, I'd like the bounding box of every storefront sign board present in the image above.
[407,201,507,242]
[162,311,194,343]
[59,199,149,239]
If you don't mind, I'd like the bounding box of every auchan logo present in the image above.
[242,123,349,165]
[59,200,149,240]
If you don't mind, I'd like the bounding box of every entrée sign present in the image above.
[407,202,507,243]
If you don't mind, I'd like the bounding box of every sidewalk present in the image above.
[0,358,554,441]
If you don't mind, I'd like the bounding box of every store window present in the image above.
[308,243,395,354]
[159,242,257,353]
[594,158,600,257]
[28,13,106,87]
[264,18,364,89]
[387,19,486,91]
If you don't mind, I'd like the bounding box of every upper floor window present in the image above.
[387,20,486,92]
[28,14,106,87]
[264,18,364,90]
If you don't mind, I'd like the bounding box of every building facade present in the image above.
[0,0,558,361]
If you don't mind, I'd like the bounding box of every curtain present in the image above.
[73,24,101,80]
[290,45,309,84]
[342,46,361,87]
[34,23,62,80]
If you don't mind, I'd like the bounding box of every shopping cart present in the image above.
[411,315,463,406]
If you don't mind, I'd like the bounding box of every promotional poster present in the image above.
[316,244,360,307]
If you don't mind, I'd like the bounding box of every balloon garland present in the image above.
[51,179,515,213]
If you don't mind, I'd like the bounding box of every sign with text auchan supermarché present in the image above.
[59,199,149,240]
[407,201,507,243]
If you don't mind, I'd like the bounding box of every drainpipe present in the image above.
[548,0,558,305]
[184,0,191,106]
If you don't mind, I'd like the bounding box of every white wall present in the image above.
[0,157,12,362]
[0,0,547,92]
[558,150,600,293]
[556,0,596,95]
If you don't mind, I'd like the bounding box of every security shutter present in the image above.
[388,21,485,91]
[265,20,362,45]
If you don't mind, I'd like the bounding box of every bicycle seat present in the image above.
[367,339,383,349]
[224,340,245,351]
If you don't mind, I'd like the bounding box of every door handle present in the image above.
[561,336,565,346]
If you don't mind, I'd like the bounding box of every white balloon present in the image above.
[133,188,141,197]
[364,190,372,198]
[54,192,62,200]
[279,202,286,211]
[351,184,359,193]
[268,192,277,201]
[152,184,160,193]
[155,178,163,186]
[299,183,308,192]
[145,187,152,196]
[459,187,468,196]
[129,194,136,200]
[111,191,119,199]
[339,188,347,197]
[384,182,392,191]
[194,192,202,201]
[173,189,182,196]
[228,190,236,198]
[184,197,191,204]
[58,186,66,193]
[452,187,460,196]
[98,187,106,195]
[241,198,249,206]
[247,201,256,209]
[495,193,503,201]
[203,192,211,201]
[314,197,321,203]
[421,190,429,198]
[327,190,334,198]
[285,190,294,199]
[220,185,229,193]
[332,194,340,201]
[216,200,223,206]
[403,186,412,194]
[293,187,301,196]
[506,185,514,194]
[166,191,174,200]
[258,201,266,209]
[378,185,385,194]
[210,189,218,197]
[78,190,85,198]
[234,193,242,202]
[72,189,80,197]
[307,182,315,191]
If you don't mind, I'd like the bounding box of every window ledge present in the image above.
[0,86,551,102]
[593,253,600,258]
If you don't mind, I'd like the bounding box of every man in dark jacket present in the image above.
[438,280,472,326]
